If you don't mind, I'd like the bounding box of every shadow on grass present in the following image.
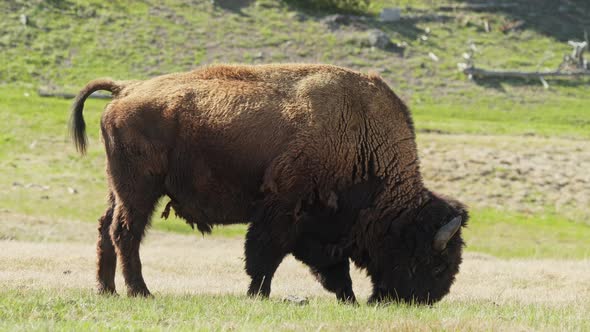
[281,1,454,50]
[212,0,255,16]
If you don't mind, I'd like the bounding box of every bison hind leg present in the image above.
[108,165,165,297]
[97,191,117,295]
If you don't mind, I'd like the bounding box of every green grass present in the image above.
[3,0,590,140]
[465,209,590,259]
[412,95,590,138]
[0,289,587,331]
[2,0,589,98]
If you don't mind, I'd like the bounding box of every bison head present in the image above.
[360,192,468,305]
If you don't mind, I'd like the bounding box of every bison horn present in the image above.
[433,216,462,251]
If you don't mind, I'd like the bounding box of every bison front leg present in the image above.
[310,260,356,303]
[293,239,356,303]
[97,192,117,295]
[244,200,295,298]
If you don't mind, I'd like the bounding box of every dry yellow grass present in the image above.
[1,212,589,330]
[2,237,590,305]
[1,213,589,305]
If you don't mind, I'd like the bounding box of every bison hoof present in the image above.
[247,289,270,299]
[96,287,117,296]
[127,287,152,298]
[336,289,357,305]
[339,296,357,305]
[247,286,271,299]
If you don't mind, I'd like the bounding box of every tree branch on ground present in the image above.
[459,39,589,88]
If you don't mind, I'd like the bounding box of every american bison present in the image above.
[70,64,467,304]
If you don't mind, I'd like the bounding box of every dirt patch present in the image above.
[0,211,96,243]
[418,134,590,223]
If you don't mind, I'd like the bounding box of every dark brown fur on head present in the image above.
[295,175,468,305]
[352,191,468,305]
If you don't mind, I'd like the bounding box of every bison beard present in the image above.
[69,64,468,303]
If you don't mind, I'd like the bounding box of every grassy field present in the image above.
[1,290,588,331]
[1,0,589,330]
[1,221,589,331]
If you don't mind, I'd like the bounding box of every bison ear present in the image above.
[432,216,462,251]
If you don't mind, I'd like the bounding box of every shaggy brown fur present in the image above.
[70,63,467,303]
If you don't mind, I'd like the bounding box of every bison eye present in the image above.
[432,265,446,276]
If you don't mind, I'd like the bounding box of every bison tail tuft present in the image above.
[69,78,122,155]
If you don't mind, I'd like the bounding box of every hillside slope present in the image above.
[2,0,589,136]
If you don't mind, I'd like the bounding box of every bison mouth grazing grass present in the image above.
[363,193,468,305]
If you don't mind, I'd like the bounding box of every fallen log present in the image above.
[463,66,590,79]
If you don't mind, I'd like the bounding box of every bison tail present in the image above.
[69,78,122,155]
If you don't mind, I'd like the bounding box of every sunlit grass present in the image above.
[0,289,587,331]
